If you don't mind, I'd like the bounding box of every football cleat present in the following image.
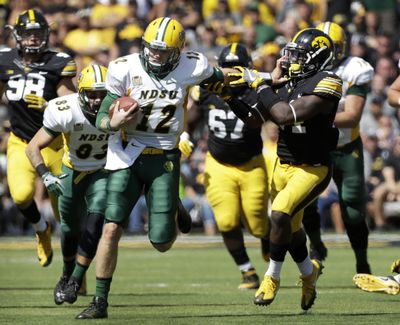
[35,222,53,267]
[75,296,108,319]
[390,259,400,273]
[254,275,280,306]
[353,274,400,295]
[54,275,69,305]
[63,278,80,304]
[238,268,260,290]
[176,199,191,234]
[300,259,323,310]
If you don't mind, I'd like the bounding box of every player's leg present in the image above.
[332,138,371,274]
[255,163,330,307]
[53,166,85,305]
[141,150,181,252]
[205,153,258,289]
[303,201,328,261]
[63,170,108,304]
[77,167,141,319]
[7,132,52,266]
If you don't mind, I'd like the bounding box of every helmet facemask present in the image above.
[282,30,334,80]
[77,64,108,125]
[141,40,180,79]
[12,10,49,54]
[79,88,107,123]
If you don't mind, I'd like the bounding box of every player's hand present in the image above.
[391,259,400,273]
[109,101,138,129]
[24,94,48,112]
[179,131,194,157]
[228,66,265,89]
[205,81,232,100]
[42,172,67,197]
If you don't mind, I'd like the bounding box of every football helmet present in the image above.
[316,22,347,66]
[12,9,49,54]
[282,28,334,79]
[77,64,108,124]
[218,43,252,68]
[140,17,185,79]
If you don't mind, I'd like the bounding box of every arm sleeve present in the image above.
[95,91,119,129]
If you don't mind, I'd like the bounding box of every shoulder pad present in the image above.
[313,72,342,100]
[61,59,77,77]
[342,57,374,86]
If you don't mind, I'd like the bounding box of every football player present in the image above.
[76,17,235,319]
[26,64,108,305]
[302,22,374,274]
[0,9,76,267]
[188,43,270,290]
[227,28,342,310]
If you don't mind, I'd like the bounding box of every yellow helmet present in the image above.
[140,17,185,79]
[77,64,107,124]
[316,22,347,65]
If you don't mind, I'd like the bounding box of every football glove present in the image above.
[179,131,194,158]
[228,66,265,89]
[24,94,48,112]
[390,259,400,273]
[205,81,231,100]
[42,172,67,197]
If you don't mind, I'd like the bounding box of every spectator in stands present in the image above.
[371,135,400,230]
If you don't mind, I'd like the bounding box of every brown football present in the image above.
[109,96,138,118]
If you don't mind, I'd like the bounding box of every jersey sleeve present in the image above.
[60,58,78,77]
[106,58,129,96]
[184,51,214,84]
[346,57,374,86]
[43,99,70,133]
[0,48,15,81]
[312,73,343,101]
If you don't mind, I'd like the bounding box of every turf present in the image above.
[0,236,399,324]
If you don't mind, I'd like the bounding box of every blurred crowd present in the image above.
[1,0,400,236]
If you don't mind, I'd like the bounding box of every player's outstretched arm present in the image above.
[26,128,56,170]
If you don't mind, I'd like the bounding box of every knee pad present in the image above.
[61,230,79,258]
[77,213,104,259]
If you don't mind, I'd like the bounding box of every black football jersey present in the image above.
[276,71,342,165]
[197,87,262,165]
[0,48,76,141]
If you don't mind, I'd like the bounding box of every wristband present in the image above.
[36,163,49,177]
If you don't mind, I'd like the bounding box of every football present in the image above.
[109,96,138,119]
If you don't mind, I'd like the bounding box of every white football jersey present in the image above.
[106,51,214,149]
[334,56,374,146]
[44,93,109,171]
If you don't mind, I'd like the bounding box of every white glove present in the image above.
[42,172,67,197]
[179,131,194,157]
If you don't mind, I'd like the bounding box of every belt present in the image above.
[280,160,322,167]
[141,147,164,155]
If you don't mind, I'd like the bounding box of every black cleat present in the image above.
[54,275,69,305]
[75,296,108,319]
[63,278,80,304]
[177,199,191,234]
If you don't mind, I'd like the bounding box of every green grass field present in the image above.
[1,235,400,324]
